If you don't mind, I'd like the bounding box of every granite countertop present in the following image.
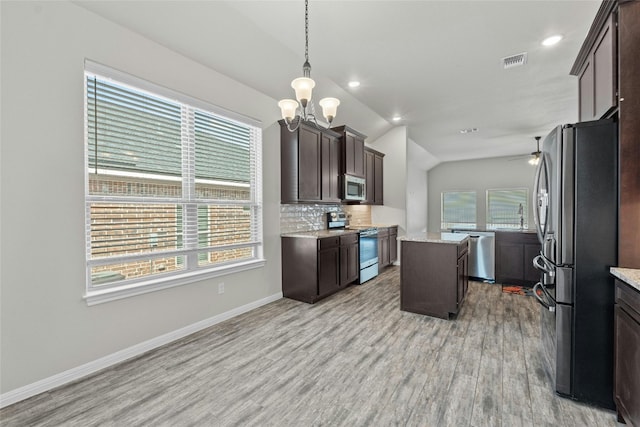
[450,228,536,234]
[281,229,360,239]
[347,223,398,229]
[610,267,640,292]
[399,232,469,244]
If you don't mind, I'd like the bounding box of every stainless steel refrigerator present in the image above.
[532,119,617,409]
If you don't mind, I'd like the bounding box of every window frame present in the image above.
[440,190,477,230]
[83,61,264,305]
[485,187,529,230]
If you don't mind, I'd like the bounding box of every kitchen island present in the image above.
[399,232,469,319]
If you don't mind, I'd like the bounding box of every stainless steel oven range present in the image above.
[326,213,379,285]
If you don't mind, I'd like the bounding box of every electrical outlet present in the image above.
[218,282,225,294]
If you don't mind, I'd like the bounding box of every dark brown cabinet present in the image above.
[389,226,398,264]
[281,233,358,304]
[577,13,617,122]
[572,1,640,268]
[332,125,366,178]
[280,120,341,203]
[364,147,384,205]
[400,238,469,319]
[378,227,390,268]
[339,233,359,286]
[614,278,640,426]
[495,231,541,286]
[378,226,398,268]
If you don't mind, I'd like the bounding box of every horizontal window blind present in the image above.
[486,188,528,229]
[441,191,477,230]
[85,66,262,295]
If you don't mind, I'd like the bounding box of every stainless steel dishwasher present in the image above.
[453,231,495,282]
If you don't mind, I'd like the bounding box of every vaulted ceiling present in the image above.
[75,0,600,165]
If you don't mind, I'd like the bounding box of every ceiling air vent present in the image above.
[502,52,528,69]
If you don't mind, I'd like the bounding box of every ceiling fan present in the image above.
[528,136,541,165]
[508,136,542,165]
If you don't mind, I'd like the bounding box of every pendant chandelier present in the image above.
[278,0,340,132]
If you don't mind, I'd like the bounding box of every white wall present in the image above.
[406,139,440,235]
[368,126,408,234]
[0,1,286,395]
[427,156,536,232]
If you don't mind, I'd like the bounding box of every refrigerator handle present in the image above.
[533,282,556,312]
[532,154,547,244]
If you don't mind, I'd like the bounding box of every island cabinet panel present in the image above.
[400,239,469,319]
[495,231,541,286]
[614,278,640,426]
[280,120,342,204]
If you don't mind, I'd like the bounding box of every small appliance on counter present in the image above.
[326,212,379,284]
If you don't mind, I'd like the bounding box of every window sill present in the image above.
[84,259,266,306]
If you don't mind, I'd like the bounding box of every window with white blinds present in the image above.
[486,188,528,230]
[84,63,263,303]
[441,191,477,230]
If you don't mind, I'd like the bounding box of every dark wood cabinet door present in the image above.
[378,229,390,267]
[318,246,340,296]
[321,133,340,202]
[579,60,594,121]
[389,230,398,264]
[344,133,357,176]
[298,126,322,201]
[353,136,365,177]
[457,254,466,305]
[593,14,616,119]
[373,154,384,205]
[364,150,375,204]
[497,242,524,282]
[340,242,359,286]
[614,305,640,426]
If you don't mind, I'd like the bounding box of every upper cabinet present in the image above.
[572,0,640,268]
[575,12,617,121]
[332,125,366,178]
[280,120,341,204]
[364,147,384,205]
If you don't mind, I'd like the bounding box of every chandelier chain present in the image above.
[304,0,309,63]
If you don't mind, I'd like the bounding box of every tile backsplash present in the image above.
[280,204,373,234]
[280,204,344,234]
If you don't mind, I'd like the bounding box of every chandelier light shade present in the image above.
[319,97,340,123]
[278,0,339,132]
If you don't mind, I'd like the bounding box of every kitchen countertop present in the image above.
[399,232,469,244]
[281,229,359,239]
[610,267,640,292]
[450,228,536,234]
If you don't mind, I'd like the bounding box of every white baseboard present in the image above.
[0,292,283,409]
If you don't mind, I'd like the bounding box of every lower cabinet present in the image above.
[400,239,469,319]
[378,226,398,268]
[282,234,358,304]
[495,231,541,286]
[340,233,359,286]
[614,278,640,426]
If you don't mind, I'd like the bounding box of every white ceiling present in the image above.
[74,0,600,164]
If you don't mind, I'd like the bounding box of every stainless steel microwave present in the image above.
[342,174,366,201]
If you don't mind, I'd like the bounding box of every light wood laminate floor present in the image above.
[1,267,618,426]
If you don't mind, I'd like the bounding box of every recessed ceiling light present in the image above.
[542,35,563,46]
[348,81,360,88]
[392,116,402,122]
[459,128,478,134]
